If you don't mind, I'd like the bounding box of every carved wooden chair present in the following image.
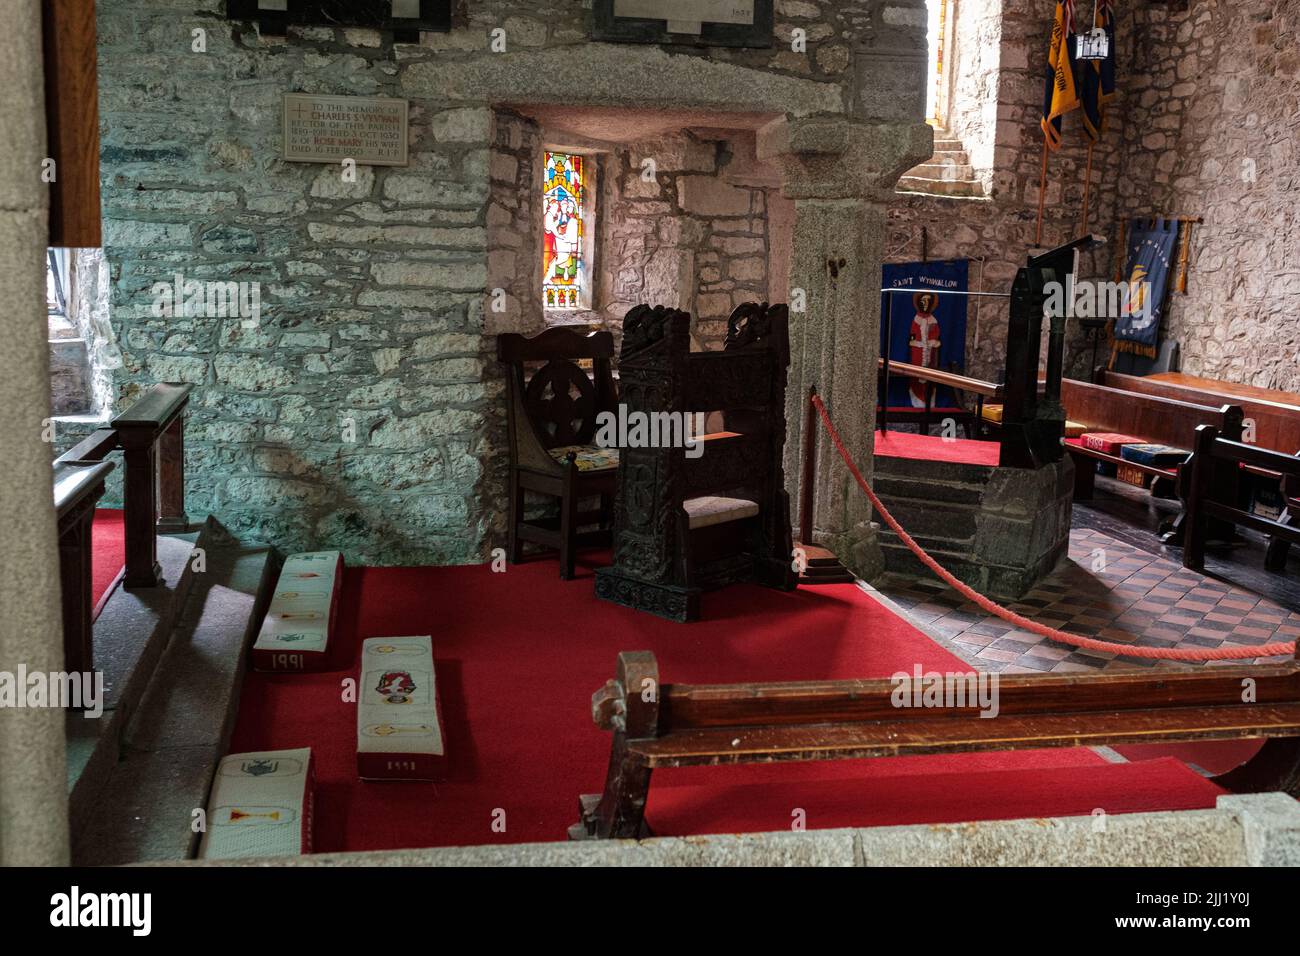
[497,327,620,579]
[594,303,796,622]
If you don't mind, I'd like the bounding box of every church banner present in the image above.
[1114,218,1178,358]
[880,260,969,409]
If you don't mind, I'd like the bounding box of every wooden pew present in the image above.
[1097,370,1300,455]
[1057,378,1243,502]
[594,303,795,623]
[571,649,1300,839]
[1184,427,1300,577]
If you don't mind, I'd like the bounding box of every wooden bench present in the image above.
[1055,378,1244,502]
[1098,370,1300,456]
[570,649,1300,839]
[1184,426,1300,578]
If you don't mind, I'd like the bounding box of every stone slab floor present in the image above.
[871,478,1300,674]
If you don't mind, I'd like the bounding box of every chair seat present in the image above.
[548,444,620,472]
[683,496,759,530]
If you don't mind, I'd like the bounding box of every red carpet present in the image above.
[875,429,1001,466]
[92,509,126,618]
[229,555,1223,852]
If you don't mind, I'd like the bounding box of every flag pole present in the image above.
[1079,142,1095,235]
[1036,137,1049,246]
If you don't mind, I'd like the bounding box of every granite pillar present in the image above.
[759,117,931,579]
[0,0,71,865]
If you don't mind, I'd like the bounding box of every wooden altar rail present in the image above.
[52,383,193,674]
[571,649,1300,839]
[1184,426,1300,573]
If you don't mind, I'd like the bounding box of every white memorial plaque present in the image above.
[282,93,408,167]
[615,0,754,33]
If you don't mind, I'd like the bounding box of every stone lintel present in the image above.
[403,44,844,118]
[757,116,933,201]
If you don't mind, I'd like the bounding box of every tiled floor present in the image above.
[873,526,1300,673]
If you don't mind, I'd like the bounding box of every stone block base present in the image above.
[873,453,1075,601]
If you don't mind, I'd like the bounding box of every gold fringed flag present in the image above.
[1041,0,1080,150]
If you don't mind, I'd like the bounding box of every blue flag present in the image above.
[1114,219,1178,358]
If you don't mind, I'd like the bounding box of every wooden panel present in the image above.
[685,352,774,410]
[1060,378,1234,450]
[1106,371,1300,454]
[42,0,101,247]
[632,704,1300,767]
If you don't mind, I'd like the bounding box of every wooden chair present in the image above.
[593,303,796,622]
[497,327,619,579]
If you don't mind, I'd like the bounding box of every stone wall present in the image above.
[595,131,778,351]
[942,0,1003,193]
[1118,1,1300,393]
[93,0,896,564]
[887,0,1129,385]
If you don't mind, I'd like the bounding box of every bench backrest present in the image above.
[1061,377,1242,448]
[496,327,618,466]
[572,649,1300,838]
[1099,371,1300,454]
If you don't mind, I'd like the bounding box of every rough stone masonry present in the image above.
[90,0,914,566]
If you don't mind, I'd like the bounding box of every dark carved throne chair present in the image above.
[594,303,796,622]
[497,327,619,579]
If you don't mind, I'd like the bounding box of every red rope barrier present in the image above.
[810,395,1296,662]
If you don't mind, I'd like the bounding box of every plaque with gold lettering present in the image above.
[282,93,409,167]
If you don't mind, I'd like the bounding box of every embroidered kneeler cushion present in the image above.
[981,404,1086,437]
[357,635,445,781]
[1080,432,1143,454]
[547,443,619,472]
[252,551,344,672]
[198,748,313,859]
[1118,443,1190,488]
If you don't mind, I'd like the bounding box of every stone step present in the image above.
[896,176,986,198]
[906,162,976,182]
[872,495,980,544]
[931,148,970,164]
[71,521,276,865]
[933,138,963,151]
[66,524,207,838]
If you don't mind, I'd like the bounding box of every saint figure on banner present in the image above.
[908,291,942,408]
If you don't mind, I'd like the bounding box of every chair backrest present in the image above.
[496,327,616,450]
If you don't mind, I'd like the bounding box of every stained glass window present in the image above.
[542,151,586,311]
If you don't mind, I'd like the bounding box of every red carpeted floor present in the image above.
[875,429,1001,466]
[92,508,126,618]
[229,554,1226,852]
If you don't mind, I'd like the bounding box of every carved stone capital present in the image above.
[757,116,933,203]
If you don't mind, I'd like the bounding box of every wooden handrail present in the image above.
[54,426,118,466]
[876,357,1003,399]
